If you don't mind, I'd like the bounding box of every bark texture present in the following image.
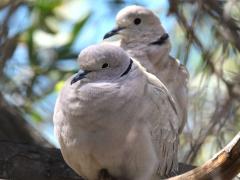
[169,132,240,180]
[0,142,82,180]
[0,93,51,147]
[0,141,197,180]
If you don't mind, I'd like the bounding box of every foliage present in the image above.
[0,0,239,166]
[167,0,240,164]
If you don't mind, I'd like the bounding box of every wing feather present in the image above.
[146,73,179,177]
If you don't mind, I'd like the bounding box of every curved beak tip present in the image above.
[71,70,90,85]
[103,27,125,40]
[70,76,79,85]
[103,31,115,40]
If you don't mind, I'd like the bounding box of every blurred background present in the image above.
[0,0,239,168]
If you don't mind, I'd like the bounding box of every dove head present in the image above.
[71,44,133,84]
[103,5,166,42]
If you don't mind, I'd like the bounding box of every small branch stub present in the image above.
[169,132,240,180]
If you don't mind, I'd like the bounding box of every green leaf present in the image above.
[33,0,63,12]
[30,110,42,123]
[58,13,91,57]
[69,13,91,45]
[54,80,65,92]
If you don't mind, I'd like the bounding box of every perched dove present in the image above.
[53,44,179,179]
[103,5,189,133]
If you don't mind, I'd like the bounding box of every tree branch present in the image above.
[0,141,195,180]
[0,141,82,180]
[0,93,52,147]
[1,133,240,180]
[169,132,240,180]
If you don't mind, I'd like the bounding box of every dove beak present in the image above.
[103,27,125,39]
[71,70,91,85]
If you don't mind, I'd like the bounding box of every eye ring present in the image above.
[102,63,109,69]
[134,18,141,25]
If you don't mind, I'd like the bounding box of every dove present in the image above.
[53,44,179,179]
[103,5,189,133]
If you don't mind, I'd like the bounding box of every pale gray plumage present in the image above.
[53,44,179,179]
[104,5,189,133]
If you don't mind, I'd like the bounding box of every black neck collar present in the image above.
[120,59,133,77]
[149,33,169,46]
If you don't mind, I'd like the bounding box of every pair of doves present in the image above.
[53,5,189,180]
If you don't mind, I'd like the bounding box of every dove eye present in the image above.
[102,63,109,69]
[134,18,141,25]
